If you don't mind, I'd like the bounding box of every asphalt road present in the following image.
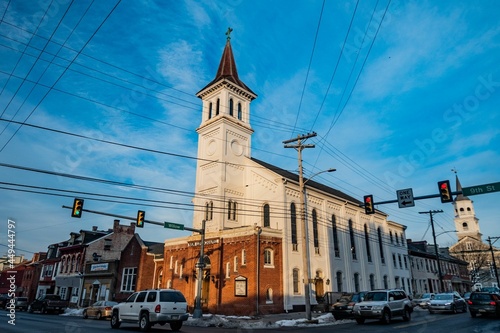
[1,309,499,333]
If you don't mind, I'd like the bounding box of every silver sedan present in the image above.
[428,293,467,314]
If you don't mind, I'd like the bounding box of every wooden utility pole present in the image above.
[419,210,444,292]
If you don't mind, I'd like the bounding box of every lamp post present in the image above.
[300,168,336,321]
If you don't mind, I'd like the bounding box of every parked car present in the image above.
[481,286,500,294]
[28,294,68,314]
[352,289,413,324]
[331,292,367,320]
[428,293,467,314]
[83,301,118,320]
[467,292,500,318]
[111,289,189,331]
[0,294,10,309]
[412,293,435,309]
[13,297,28,311]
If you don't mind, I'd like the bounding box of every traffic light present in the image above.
[438,180,453,203]
[136,210,145,228]
[364,195,375,214]
[71,198,84,218]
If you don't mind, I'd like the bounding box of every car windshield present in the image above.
[351,294,362,302]
[435,294,453,300]
[364,292,387,302]
[422,293,432,298]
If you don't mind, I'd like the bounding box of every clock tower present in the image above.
[192,29,257,232]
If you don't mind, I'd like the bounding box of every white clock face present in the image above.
[231,139,243,156]
[206,139,217,156]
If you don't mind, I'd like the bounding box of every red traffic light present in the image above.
[363,195,375,214]
[437,180,453,203]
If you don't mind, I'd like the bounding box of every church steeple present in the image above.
[453,174,482,241]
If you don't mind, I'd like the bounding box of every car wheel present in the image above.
[41,306,47,314]
[470,311,476,318]
[355,318,365,324]
[96,311,102,320]
[28,305,33,313]
[170,321,183,331]
[403,307,411,321]
[83,310,88,319]
[381,309,391,324]
[110,311,121,329]
[139,312,151,332]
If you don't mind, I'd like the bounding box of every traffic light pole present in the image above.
[419,210,445,292]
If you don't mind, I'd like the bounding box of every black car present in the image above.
[0,294,10,309]
[331,292,367,320]
[467,292,500,318]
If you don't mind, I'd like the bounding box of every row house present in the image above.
[408,240,470,295]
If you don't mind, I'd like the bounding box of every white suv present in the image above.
[353,289,413,324]
[111,289,189,332]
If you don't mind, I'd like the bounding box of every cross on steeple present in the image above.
[225,27,233,40]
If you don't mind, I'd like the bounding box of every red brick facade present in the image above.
[162,229,283,316]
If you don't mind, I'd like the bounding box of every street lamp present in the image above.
[300,168,336,321]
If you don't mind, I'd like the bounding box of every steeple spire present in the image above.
[454,173,469,201]
[197,28,256,98]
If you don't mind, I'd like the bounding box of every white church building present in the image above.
[162,31,411,315]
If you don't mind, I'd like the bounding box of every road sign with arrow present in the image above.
[397,188,415,208]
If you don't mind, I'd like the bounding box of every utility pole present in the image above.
[487,237,500,287]
[419,210,444,292]
[283,132,316,321]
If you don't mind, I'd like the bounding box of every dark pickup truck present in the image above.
[28,294,68,314]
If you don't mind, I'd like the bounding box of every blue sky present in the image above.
[0,0,499,257]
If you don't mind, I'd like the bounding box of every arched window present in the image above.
[354,273,360,292]
[227,200,237,220]
[336,271,343,292]
[241,249,246,266]
[332,215,340,257]
[237,103,242,120]
[460,207,464,212]
[462,222,468,230]
[264,248,274,267]
[390,231,393,243]
[229,98,234,116]
[364,224,372,262]
[378,228,385,263]
[349,219,356,260]
[467,207,471,211]
[369,274,375,290]
[266,288,273,303]
[291,203,297,250]
[208,102,212,119]
[216,98,220,115]
[292,268,300,294]
[157,269,163,288]
[205,201,213,221]
[263,204,270,227]
[312,209,319,253]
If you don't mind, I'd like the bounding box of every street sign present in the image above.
[462,182,500,196]
[164,222,184,230]
[397,188,415,208]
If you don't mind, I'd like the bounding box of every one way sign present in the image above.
[397,188,415,208]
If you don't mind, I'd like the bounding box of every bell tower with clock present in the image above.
[192,29,257,232]
[453,175,482,241]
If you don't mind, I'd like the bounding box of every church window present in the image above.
[466,242,473,251]
[229,98,234,116]
[293,269,300,294]
[227,200,237,220]
[462,222,468,230]
[216,98,220,115]
[312,209,319,253]
[395,233,399,245]
[332,215,340,257]
[378,228,385,263]
[237,103,242,120]
[390,231,393,243]
[208,102,212,119]
[364,224,372,262]
[264,248,274,267]
[263,204,270,227]
[291,203,298,250]
[460,207,464,212]
[241,249,246,266]
[205,201,213,221]
[349,219,356,260]
[467,207,471,211]
[266,288,273,303]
